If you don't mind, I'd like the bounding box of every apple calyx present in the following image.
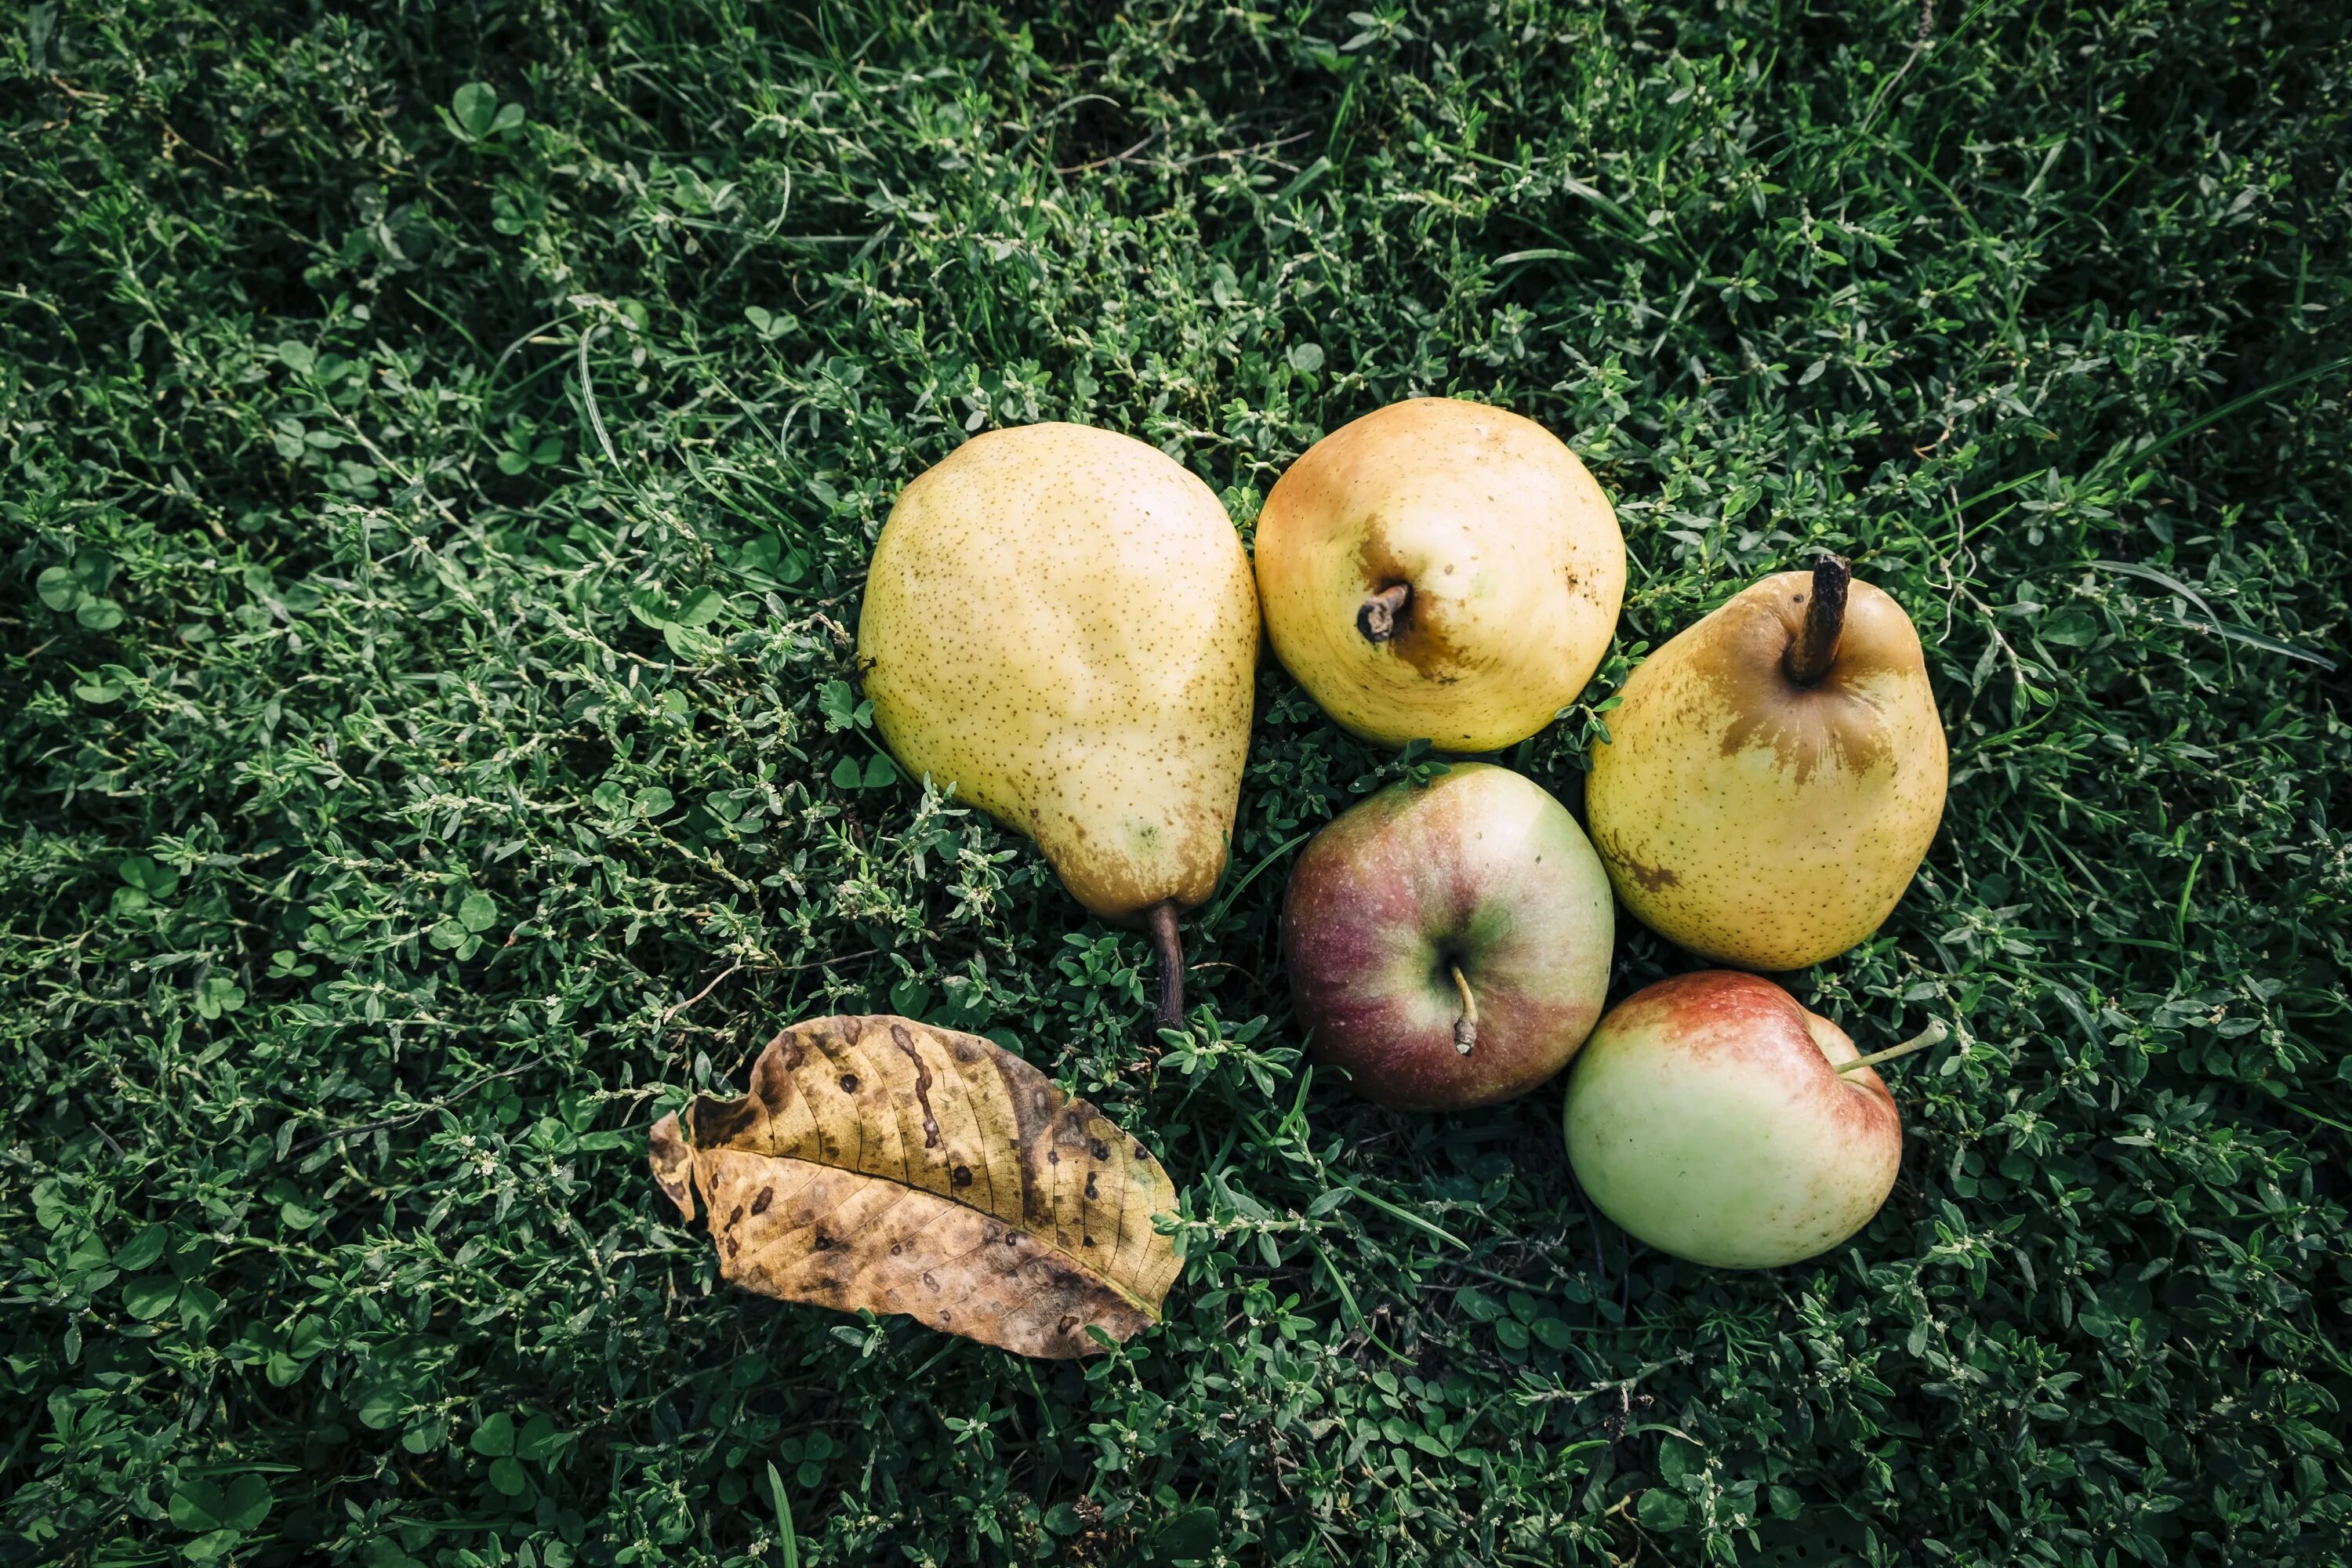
[1447,962,1479,1055]
[1145,901,1185,1030]
[1358,583,1413,643]
[1835,1017,1947,1074]
[1784,554,1852,686]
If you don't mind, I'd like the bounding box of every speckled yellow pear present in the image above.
[857,423,1258,1026]
[1253,398,1625,753]
[1586,557,1947,971]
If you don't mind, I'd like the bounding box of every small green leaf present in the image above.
[220,1475,272,1532]
[77,597,124,631]
[862,754,897,789]
[1454,1285,1503,1322]
[489,1454,530,1495]
[72,550,116,591]
[673,586,725,627]
[183,1529,240,1564]
[1637,1489,1690,1532]
[1286,341,1325,373]
[634,786,674,818]
[818,680,859,731]
[2042,606,2100,648]
[356,1387,405,1429]
[663,622,720,660]
[591,781,627,814]
[169,1480,230,1532]
[517,1412,561,1461]
[530,434,563,465]
[470,1410,517,1457]
[1043,1503,1087,1537]
[112,1224,168,1272]
[627,586,675,629]
[491,101,527,132]
[496,448,532,475]
[118,855,179,897]
[194,976,246,1018]
[37,565,79,611]
[1154,1505,1219,1563]
[459,891,499,932]
[452,82,498,137]
[276,340,316,375]
[830,756,864,789]
[123,1276,180,1319]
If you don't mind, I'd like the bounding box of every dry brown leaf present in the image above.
[649,1013,1182,1359]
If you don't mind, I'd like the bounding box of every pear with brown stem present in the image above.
[1585,556,1947,971]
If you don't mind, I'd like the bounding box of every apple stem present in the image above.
[1358,583,1412,644]
[1837,1018,1948,1074]
[1145,901,1185,1032]
[1449,963,1478,1056]
[1784,554,1852,686]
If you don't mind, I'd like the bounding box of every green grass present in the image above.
[3,2,2348,1565]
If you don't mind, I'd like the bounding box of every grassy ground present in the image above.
[4,1,2349,1564]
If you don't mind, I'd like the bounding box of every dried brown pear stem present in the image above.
[1358,583,1413,643]
[1145,901,1185,1031]
[1449,962,1479,1056]
[1784,554,1852,686]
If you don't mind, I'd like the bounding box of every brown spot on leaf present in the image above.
[838,1073,860,1094]
[751,1186,775,1215]
[950,1164,973,1187]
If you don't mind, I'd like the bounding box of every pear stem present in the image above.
[1837,1018,1947,1075]
[1145,901,1185,1031]
[1784,554,1851,686]
[1358,583,1412,644]
[1449,962,1479,1056]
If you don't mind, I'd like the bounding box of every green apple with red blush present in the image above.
[1280,764,1613,1111]
[1563,971,1940,1268]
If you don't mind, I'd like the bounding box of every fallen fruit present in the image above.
[650,1014,1182,1358]
[1585,555,1948,971]
[1282,763,1613,1109]
[858,423,1259,1027]
[1562,971,1926,1269]
[1253,397,1626,753]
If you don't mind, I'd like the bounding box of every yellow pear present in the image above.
[1253,398,1625,753]
[1585,557,1947,971]
[857,423,1258,1025]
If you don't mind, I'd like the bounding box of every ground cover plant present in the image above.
[4,0,2349,1563]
